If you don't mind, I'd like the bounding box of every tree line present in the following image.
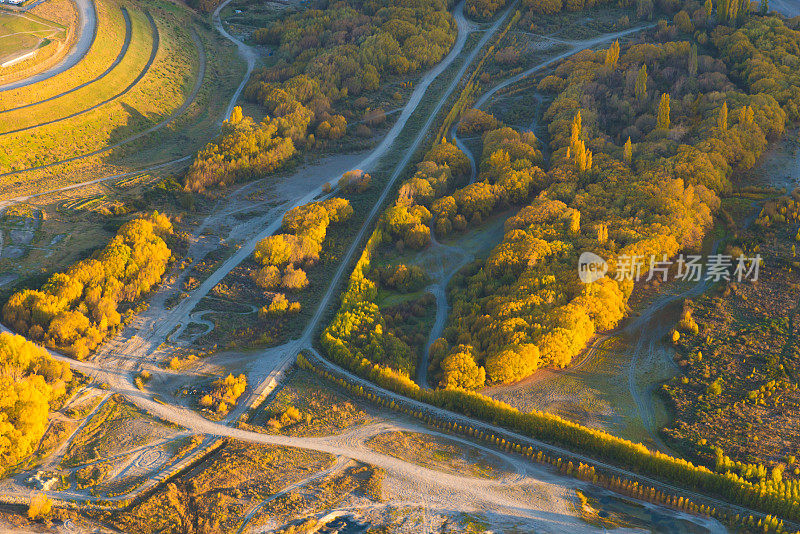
[435,6,795,385]
[3,212,173,359]
[0,333,71,477]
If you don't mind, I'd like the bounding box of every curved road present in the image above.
[213,0,258,124]
[0,0,97,91]
[0,7,132,115]
[0,6,771,531]
[473,23,654,110]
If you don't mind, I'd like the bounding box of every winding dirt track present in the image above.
[0,7,133,114]
[416,231,473,387]
[2,5,789,531]
[213,0,258,124]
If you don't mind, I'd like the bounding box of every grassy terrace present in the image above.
[0,5,152,133]
[0,0,126,110]
[0,0,198,174]
[0,15,241,199]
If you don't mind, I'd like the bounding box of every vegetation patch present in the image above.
[245,367,374,436]
[106,441,335,534]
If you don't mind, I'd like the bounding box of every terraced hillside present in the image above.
[0,0,244,197]
[0,0,127,111]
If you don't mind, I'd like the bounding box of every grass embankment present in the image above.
[0,0,199,174]
[0,6,152,133]
[0,0,126,111]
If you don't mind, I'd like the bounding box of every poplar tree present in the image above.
[623,137,633,164]
[605,40,620,70]
[635,64,648,101]
[657,93,671,130]
[689,43,698,77]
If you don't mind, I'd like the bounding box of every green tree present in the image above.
[689,43,698,77]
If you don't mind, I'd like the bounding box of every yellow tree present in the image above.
[718,102,728,131]
[623,137,633,164]
[740,105,754,125]
[657,93,670,130]
[635,65,648,102]
[28,493,52,520]
[597,224,608,244]
[228,106,243,124]
[605,40,620,70]
[574,139,592,172]
[571,111,582,149]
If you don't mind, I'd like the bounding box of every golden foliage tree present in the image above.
[605,40,620,70]
[0,333,70,475]
[27,492,52,520]
[718,102,728,131]
[623,137,633,164]
[657,93,671,130]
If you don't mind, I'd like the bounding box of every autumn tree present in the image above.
[27,493,52,520]
[4,213,173,359]
[623,137,633,164]
[635,64,648,102]
[439,345,485,390]
[718,102,728,131]
[0,333,70,476]
[605,40,620,69]
[657,93,671,130]
[228,106,243,125]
